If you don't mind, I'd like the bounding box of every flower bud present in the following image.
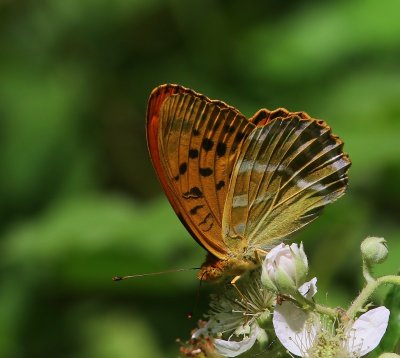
[261,242,308,294]
[361,237,388,265]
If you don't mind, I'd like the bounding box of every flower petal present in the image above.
[273,301,318,356]
[261,268,278,292]
[347,306,390,356]
[279,254,296,277]
[298,277,317,299]
[214,325,261,357]
[292,242,309,285]
[265,243,286,263]
[191,312,243,339]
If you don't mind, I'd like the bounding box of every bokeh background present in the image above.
[1,0,400,357]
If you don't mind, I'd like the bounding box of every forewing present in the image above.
[223,116,351,251]
[147,84,255,258]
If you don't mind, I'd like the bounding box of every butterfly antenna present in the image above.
[112,267,200,281]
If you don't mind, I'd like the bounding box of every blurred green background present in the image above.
[1,0,400,357]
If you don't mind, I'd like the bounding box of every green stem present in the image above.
[292,291,337,318]
[362,259,375,283]
[346,275,400,319]
[315,303,337,318]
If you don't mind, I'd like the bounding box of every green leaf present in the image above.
[372,280,400,356]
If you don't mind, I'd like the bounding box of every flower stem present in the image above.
[362,259,375,283]
[346,275,400,319]
[315,303,337,318]
[291,291,337,318]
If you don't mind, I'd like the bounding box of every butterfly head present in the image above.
[198,253,259,281]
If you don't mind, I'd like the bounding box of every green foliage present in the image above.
[0,0,399,356]
[371,282,400,356]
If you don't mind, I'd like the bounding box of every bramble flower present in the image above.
[261,242,308,294]
[192,270,275,357]
[273,279,390,357]
[186,239,397,357]
[213,324,262,357]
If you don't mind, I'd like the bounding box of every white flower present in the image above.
[214,324,262,357]
[261,242,308,294]
[273,278,319,355]
[346,306,390,356]
[273,279,390,357]
[192,270,275,357]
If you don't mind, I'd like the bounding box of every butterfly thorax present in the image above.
[197,253,259,281]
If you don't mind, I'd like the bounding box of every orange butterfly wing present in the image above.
[146,84,256,259]
[147,84,351,281]
[146,85,314,260]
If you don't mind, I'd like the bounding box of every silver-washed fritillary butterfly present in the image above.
[146,84,351,281]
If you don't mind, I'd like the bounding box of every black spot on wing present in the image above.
[193,128,200,136]
[179,162,187,175]
[183,186,203,199]
[190,205,204,215]
[189,149,199,159]
[202,138,214,151]
[216,180,225,190]
[199,167,213,177]
[216,142,227,156]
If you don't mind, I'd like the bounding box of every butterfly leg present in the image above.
[230,274,241,285]
[254,248,268,263]
[230,275,247,301]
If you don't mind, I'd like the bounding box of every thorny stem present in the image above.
[346,275,400,319]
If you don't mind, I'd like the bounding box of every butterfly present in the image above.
[146,84,351,281]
